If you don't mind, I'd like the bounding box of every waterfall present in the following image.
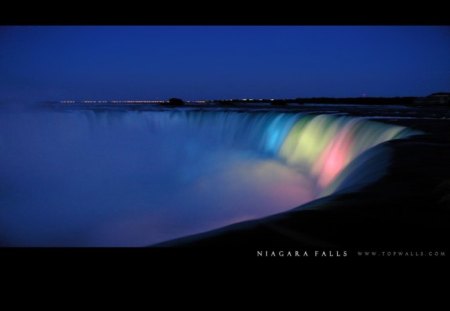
[0,109,417,246]
[79,110,414,192]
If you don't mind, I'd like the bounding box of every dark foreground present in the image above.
[157,107,450,255]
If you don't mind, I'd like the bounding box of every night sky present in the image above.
[1,26,449,103]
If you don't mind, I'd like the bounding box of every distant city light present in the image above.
[59,98,276,105]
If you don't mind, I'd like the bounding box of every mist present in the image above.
[0,110,316,246]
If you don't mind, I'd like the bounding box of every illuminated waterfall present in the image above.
[102,110,414,193]
[274,114,413,192]
[0,110,417,246]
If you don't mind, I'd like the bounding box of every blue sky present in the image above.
[1,26,449,102]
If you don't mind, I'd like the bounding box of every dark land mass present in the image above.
[155,106,450,255]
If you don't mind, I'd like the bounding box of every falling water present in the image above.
[0,109,416,246]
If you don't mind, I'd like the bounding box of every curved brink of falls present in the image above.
[0,110,418,246]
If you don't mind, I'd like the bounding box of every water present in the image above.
[0,110,415,246]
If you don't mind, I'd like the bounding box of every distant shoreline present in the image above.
[40,93,450,108]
